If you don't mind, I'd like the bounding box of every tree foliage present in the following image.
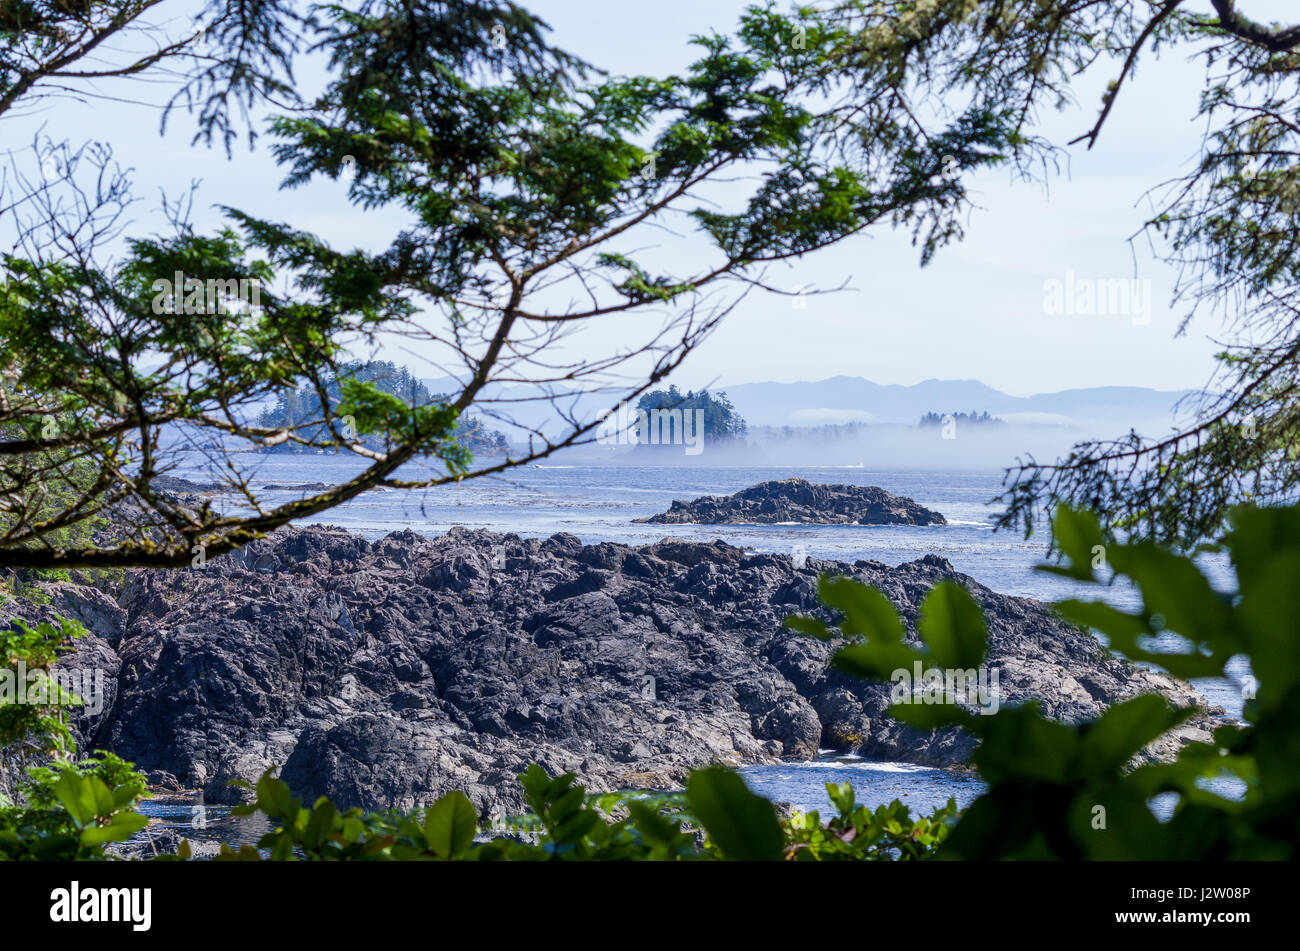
[778,0,1300,544]
[918,410,1001,427]
[636,386,748,443]
[0,612,149,859]
[787,502,1298,859]
[0,0,302,151]
[0,0,1015,569]
[258,360,509,456]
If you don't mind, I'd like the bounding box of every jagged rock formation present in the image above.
[8,525,1215,819]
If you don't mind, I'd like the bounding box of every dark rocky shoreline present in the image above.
[8,523,1219,820]
[635,478,947,526]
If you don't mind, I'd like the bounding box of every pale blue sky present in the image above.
[3,1,1289,397]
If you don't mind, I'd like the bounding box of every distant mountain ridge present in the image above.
[711,376,1198,428]
[412,374,1199,437]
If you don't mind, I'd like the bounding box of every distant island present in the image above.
[258,361,510,457]
[630,386,746,449]
[918,411,1004,428]
[634,478,946,526]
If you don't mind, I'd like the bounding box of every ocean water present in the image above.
[739,757,987,818]
[183,455,1140,599]
[167,454,1249,821]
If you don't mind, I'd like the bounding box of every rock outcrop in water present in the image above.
[635,479,946,526]
[10,525,1215,819]
[151,475,226,495]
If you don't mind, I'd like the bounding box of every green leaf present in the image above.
[303,798,338,851]
[1047,507,1106,580]
[889,700,972,731]
[817,575,905,641]
[917,582,987,670]
[830,640,925,681]
[1109,542,1237,649]
[54,773,114,828]
[1053,599,1151,644]
[780,614,832,640]
[1054,598,1224,679]
[624,800,682,852]
[685,767,783,861]
[80,811,149,847]
[968,705,1078,785]
[255,772,298,819]
[1238,552,1300,714]
[552,809,599,845]
[1078,694,1192,778]
[825,782,854,816]
[519,763,554,814]
[424,791,478,858]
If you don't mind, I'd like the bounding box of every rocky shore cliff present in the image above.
[10,525,1216,819]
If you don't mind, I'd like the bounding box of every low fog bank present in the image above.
[544,418,1166,471]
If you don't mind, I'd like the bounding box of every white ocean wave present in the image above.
[790,759,934,773]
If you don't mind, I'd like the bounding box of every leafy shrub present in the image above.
[1,616,150,859]
[203,763,952,861]
[784,784,956,861]
[0,757,150,861]
[1,619,84,772]
[784,504,1298,860]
